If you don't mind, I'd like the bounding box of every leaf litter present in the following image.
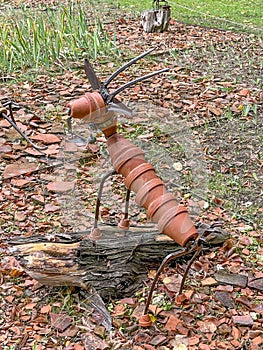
[0,1,263,349]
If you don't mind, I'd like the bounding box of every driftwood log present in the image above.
[10,222,229,300]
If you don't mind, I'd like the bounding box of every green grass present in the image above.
[1,0,262,77]
[171,0,263,32]
[115,0,263,33]
[0,1,120,76]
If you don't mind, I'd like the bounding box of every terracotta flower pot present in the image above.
[125,163,156,192]
[147,193,178,222]
[135,178,165,208]
[157,206,198,246]
[68,92,105,120]
[107,134,145,175]
[106,132,198,247]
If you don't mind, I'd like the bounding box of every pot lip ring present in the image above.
[125,163,155,189]
[69,91,105,119]
[147,192,178,219]
[113,147,145,172]
[157,205,188,233]
[135,178,164,207]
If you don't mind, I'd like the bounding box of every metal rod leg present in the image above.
[1,112,47,151]
[124,189,131,219]
[89,169,117,241]
[93,169,117,230]
[179,244,203,294]
[143,248,191,315]
[118,188,131,230]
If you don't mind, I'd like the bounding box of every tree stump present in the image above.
[141,6,171,33]
[9,222,229,300]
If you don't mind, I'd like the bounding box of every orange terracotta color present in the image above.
[157,206,198,246]
[107,134,145,175]
[125,163,156,192]
[138,314,152,327]
[118,218,130,230]
[135,178,165,208]
[68,92,105,120]
[106,132,198,247]
[89,227,102,241]
[147,193,178,222]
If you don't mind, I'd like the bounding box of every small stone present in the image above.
[232,314,254,326]
[215,291,235,309]
[248,278,263,292]
[173,162,183,171]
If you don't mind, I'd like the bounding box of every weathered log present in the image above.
[141,6,171,33]
[9,222,229,300]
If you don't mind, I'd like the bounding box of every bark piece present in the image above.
[214,271,248,288]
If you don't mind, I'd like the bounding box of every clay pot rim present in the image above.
[157,205,188,233]
[135,178,164,207]
[147,192,178,219]
[114,147,145,172]
[125,163,155,189]
[69,92,105,119]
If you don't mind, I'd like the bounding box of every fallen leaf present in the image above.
[3,161,38,179]
[163,274,182,293]
[201,277,217,286]
[14,212,26,222]
[40,305,51,314]
[60,325,79,337]
[150,334,167,346]
[44,204,60,213]
[50,312,72,332]
[198,320,217,333]
[111,304,126,317]
[232,314,253,326]
[74,344,85,350]
[11,179,30,187]
[30,133,60,144]
[0,144,12,153]
[165,315,181,331]
[173,344,187,350]
[46,181,75,193]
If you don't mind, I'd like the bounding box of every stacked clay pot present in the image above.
[107,133,198,247]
